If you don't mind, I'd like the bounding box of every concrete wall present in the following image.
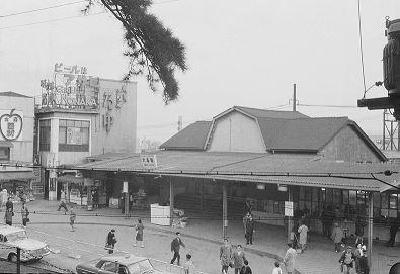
[208,111,265,153]
[0,95,34,163]
[321,125,382,163]
[91,79,137,155]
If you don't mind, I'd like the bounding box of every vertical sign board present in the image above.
[123,181,129,193]
[285,201,294,217]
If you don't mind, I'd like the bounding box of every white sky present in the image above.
[0,0,400,143]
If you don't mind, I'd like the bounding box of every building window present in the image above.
[59,119,90,152]
[38,119,51,151]
[0,147,10,161]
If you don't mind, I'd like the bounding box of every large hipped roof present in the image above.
[160,106,384,161]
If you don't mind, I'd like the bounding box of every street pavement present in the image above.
[1,199,277,274]
[2,199,400,274]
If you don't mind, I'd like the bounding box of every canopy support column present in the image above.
[368,192,374,272]
[169,178,174,226]
[223,182,228,239]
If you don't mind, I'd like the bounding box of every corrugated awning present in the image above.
[0,171,36,182]
[0,141,13,148]
[58,174,84,184]
[75,151,400,192]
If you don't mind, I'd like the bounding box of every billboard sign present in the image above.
[0,109,23,141]
[41,63,99,110]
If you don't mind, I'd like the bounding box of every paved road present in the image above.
[23,219,276,274]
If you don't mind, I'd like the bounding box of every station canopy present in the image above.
[76,151,400,192]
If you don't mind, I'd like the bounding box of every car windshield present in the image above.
[128,259,154,274]
[6,231,28,242]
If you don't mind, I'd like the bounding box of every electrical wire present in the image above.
[297,103,357,108]
[0,11,106,30]
[357,0,367,94]
[0,1,86,18]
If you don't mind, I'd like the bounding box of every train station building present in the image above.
[75,105,400,254]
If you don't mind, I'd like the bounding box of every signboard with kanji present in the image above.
[140,155,158,169]
[285,201,294,217]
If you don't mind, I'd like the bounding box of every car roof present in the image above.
[0,225,25,235]
[100,253,148,265]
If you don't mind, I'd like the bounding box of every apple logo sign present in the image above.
[0,109,23,141]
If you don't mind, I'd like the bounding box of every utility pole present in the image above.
[177,115,182,131]
[293,83,297,111]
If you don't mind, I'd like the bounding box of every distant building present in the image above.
[0,91,38,195]
[34,65,137,201]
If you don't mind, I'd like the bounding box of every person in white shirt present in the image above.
[271,261,283,274]
[298,221,309,253]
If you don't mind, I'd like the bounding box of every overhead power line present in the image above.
[0,0,86,18]
[298,103,358,108]
[357,0,367,94]
[0,11,106,30]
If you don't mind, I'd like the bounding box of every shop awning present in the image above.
[75,151,400,192]
[0,171,36,182]
[0,141,13,148]
[58,174,84,184]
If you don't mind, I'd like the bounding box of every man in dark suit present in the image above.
[170,232,185,266]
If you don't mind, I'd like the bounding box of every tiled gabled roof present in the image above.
[0,91,31,98]
[159,106,385,161]
[258,117,349,152]
[160,121,212,150]
[235,105,309,119]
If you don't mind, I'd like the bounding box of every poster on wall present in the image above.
[66,127,82,145]
[0,109,23,141]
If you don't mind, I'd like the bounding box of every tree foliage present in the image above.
[84,0,187,103]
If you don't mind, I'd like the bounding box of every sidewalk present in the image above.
[14,199,400,274]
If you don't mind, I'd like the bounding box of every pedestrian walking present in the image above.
[183,254,194,274]
[354,243,368,274]
[20,203,29,228]
[297,221,308,253]
[232,245,246,274]
[283,243,297,274]
[170,232,185,266]
[271,261,283,274]
[69,206,76,232]
[242,213,249,240]
[4,208,12,225]
[331,222,344,252]
[245,214,255,245]
[133,219,144,248]
[58,199,68,214]
[355,215,366,246]
[105,229,117,254]
[6,196,13,212]
[387,216,400,247]
[339,246,355,274]
[220,238,232,274]
[239,260,252,274]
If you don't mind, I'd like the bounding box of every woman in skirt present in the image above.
[134,219,144,248]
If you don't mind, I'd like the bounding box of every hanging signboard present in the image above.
[284,201,294,217]
[140,155,158,169]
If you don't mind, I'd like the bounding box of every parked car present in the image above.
[0,225,50,262]
[76,253,175,274]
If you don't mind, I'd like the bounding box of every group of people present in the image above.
[220,238,252,274]
[3,196,30,228]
